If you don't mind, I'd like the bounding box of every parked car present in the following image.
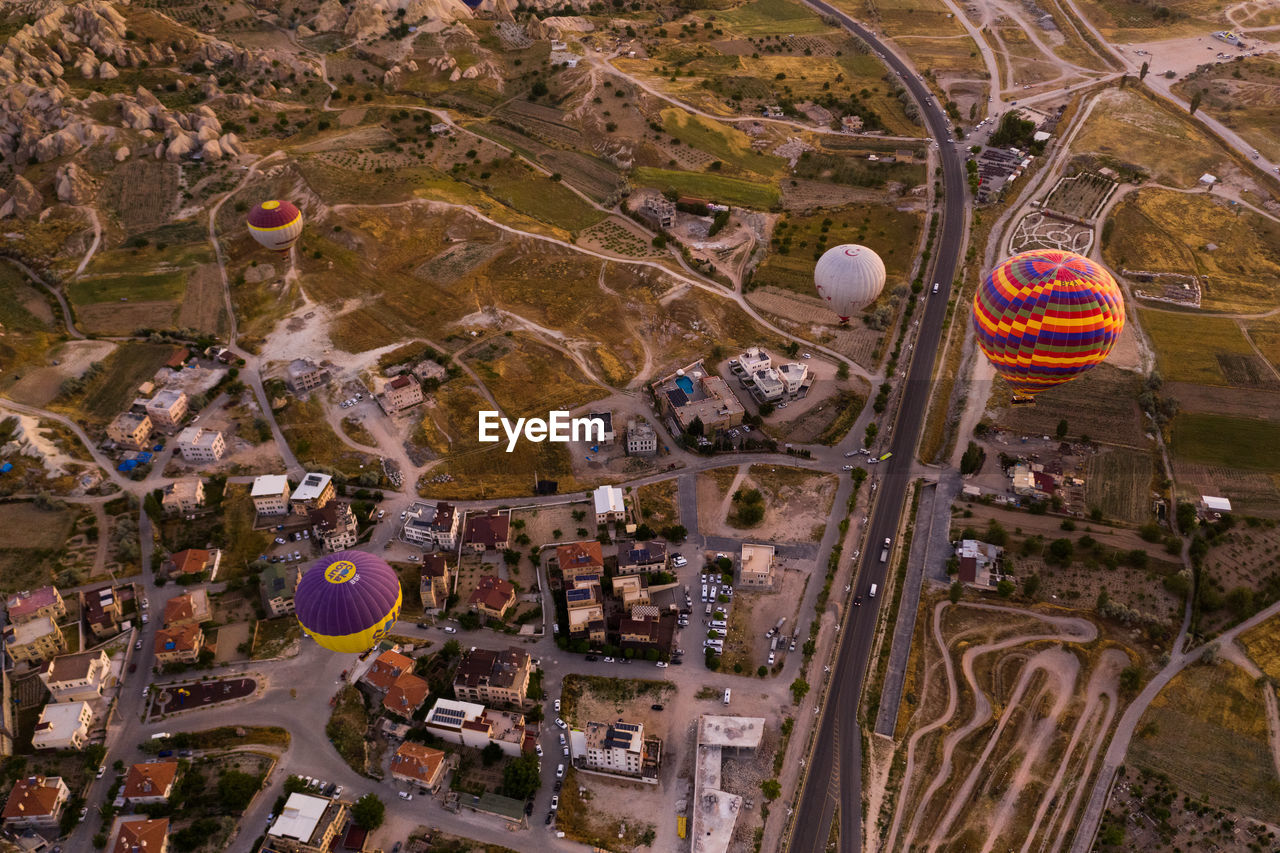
[554,699,561,713]
[535,744,543,757]
[158,750,173,758]
[602,657,615,663]
[398,791,413,801]
[556,717,567,729]
[275,537,286,545]
[95,766,106,779]
[655,661,668,668]
[135,640,143,650]
[651,704,664,711]
[551,796,560,810]
[443,627,457,634]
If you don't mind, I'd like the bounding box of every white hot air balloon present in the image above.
[813,244,887,323]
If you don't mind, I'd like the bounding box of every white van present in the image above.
[869,584,878,598]
[556,764,565,779]
[723,689,731,705]
[705,604,713,617]
[710,620,727,630]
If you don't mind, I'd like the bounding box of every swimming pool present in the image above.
[675,376,695,394]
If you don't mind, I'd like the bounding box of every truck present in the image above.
[773,617,787,636]
[880,547,889,562]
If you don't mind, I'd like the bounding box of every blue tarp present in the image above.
[118,460,138,472]
[153,444,163,452]
[136,452,153,463]
[0,462,12,473]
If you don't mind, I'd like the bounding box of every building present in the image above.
[452,647,531,707]
[411,359,448,385]
[286,359,330,396]
[153,624,204,665]
[161,479,205,514]
[362,650,415,693]
[0,671,13,758]
[263,793,347,853]
[83,585,122,638]
[121,762,179,805]
[585,412,613,444]
[419,554,453,612]
[164,548,219,579]
[612,574,651,610]
[31,701,93,751]
[422,699,531,757]
[309,502,358,553]
[617,541,667,576]
[145,389,188,430]
[175,427,226,464]
[566,579,606,645]
[390,742,446,792]
[291,473,335,514]
[251,474,291,517]
[592,485,626,525]
[956,539,1004,586]
[1010,463,1056,500]
[163,588,210,627]
[112,818,169,853]
[636,195,675,229]
[39,650,111,703]
[746,363,810,403]
[653,362,745,434]
[690,716,766,853]
[467,576,516,620]
[625,419,658,456]
[555,541,604,582]
[6,587,66,625]
[583,720,645,776]
[379,375,423,413]
[1201,495,1232,517]
[735,347,771,377]
[3,616,66,664]
[619,616,659,647]
[402,502,459,549]
[108,411,152,450]
[383,671,430,719]
[259,563,300,617]
[462,510,509,552]
[738,543,777,591]
[1,776,69,830]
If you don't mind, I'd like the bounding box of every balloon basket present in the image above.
[1010,395,1036,406]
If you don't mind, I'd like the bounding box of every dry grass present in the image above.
[1138,309,1258,387]
[1239,613,1280,683]
[635,479,680,527]
[990,364,1147,448]
[1174,55,1280,162]
[463,335,608,418]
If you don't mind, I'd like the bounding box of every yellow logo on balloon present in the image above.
[325,560,358,583]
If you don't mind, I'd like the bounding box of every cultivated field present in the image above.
[1172,461,1280,518]
[1170,412,1280,472]
[631,167,781,209]
[1240,612,1280,683]
[65,342,177,423]
[1084,447,1156,524]
[1138,309,1260,387]
[989,364,1147,449]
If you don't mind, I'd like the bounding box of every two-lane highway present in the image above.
[788,4,970,851]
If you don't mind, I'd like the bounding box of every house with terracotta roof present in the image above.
[390,742,446,792]
[121,762,179,805]
[462,510,509,552]
[362,650,415,693]
[419,553,453,612]
[163,548,220,579]
[554,541,604,582]
[452,647,531,707]
[154,624,204,665]
[378,374,423,413]
[112,817,170,853]
[467,576,515,620]
[39,649,111,703]
[2,775,69,830]
[163,588,210,627]
[5,586,66,625]
[383,672,430,719]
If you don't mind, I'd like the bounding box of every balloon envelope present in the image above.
[972,249,1125,396]
[247,200,303,253]
[295,550,402,653]
[814,244,886,322]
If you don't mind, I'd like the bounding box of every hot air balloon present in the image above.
[295,550,402,653]
[814,244,887,323]
[972,249,1125,398]
[246,200,304,254]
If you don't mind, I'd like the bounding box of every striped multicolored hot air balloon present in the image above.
[246,200,303,254]
[972,249,1125,397]
[295,550,402,653]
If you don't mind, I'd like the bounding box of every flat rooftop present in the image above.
[690,716,766,853]
[697,715,765,748]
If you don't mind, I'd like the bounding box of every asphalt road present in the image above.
[787,4,969,851]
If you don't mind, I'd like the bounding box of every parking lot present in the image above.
[150,677,257,715]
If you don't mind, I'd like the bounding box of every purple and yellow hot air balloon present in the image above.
[973,249,1125,397]
[295,551,402,653]
[246,200,303,254]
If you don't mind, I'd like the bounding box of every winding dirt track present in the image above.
[887,602,1098,852]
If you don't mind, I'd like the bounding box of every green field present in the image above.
[660,109,786,177]
[68,270,187,305]
[1138,309,1256,387]
[718,0,834,34]
[632,167,781,210]
[1170,412,1280,471]
[75,342,177,422]
[478,159,606,233]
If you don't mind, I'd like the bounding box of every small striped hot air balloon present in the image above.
[246,200,304,254]
[972,249,1125,398]
[295,551,402,654]
[814,244,886,323]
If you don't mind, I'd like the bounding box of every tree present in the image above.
[996,579,1015,598]
[1140,60,1149,80]
[1119,665,1142,695]
[1189,90,1202,115]
[687,416,705,436]
[864,422,878,446]
[949,581,963,603]
[502,752,541,799]
[960,441,985,475]
[352,793,385,830]
[790,677,810,704]
[481,742,504,767]
[1056,419,1069,440]
[761,778,782,800]
[1023,574,1041,600]
[217,770,262,811]
[837,362,850,380]
[84,743,107,768]
[1047,537,1074,566]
